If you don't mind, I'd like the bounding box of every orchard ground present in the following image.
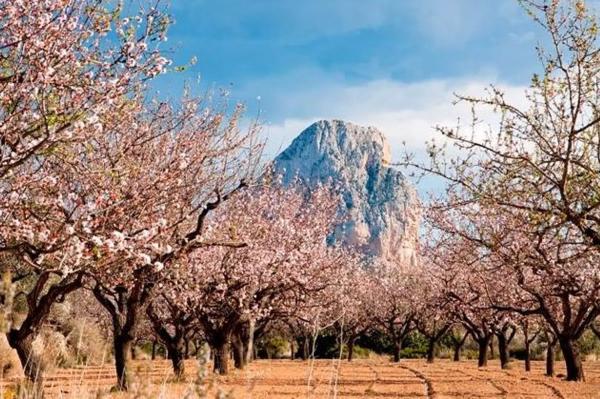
[4,359,600,398]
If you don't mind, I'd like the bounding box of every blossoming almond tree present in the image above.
[0,0,171,176]
[402,1,600,249]
[84,98,262,389]
[4,94,260,390]
[400,0,600,380]
[412,264,452,364]
[333,264,375,362]
[421,222,502,368]
[146,182,340,376]
[484,212,600,381]
[370,263,416,362]
[427,198,600,380]
[0,0,176,387]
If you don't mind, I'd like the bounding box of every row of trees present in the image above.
[122,238,600,383]
[401,0,600,382]
[0,0,379,393]
[0,0,268,392]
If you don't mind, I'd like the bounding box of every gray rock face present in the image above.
[273,120,419,265]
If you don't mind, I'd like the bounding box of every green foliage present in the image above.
[347,344,371,359]
[510,346,545,361]
[578,330,600,357]
[257,336,289,359]
[357,330,393,354]
[321,343,372,360]
[400,332,429,358]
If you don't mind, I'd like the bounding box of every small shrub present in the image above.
[257,336,289,359]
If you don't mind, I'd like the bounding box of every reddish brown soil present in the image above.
[3,359,600,398]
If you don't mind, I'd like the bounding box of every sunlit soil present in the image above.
[4,358,600,398]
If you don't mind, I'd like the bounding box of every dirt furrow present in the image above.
[395,363,434,399]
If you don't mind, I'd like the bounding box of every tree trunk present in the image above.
[393,340,402,362]
[244,319,255,365]
[114,333,133,391]
[426,337,436,363]
[130,342,136,360]
[169,341,186,380]
[524,339,531,372]
[300,336,309,360]
[213,341,231,375]
[347,338,355,362]
[488,335,495,360]
[497,333,510,369]
[7,331,44,396]
[4,271,82,394]
[477,336,491,367]
[231,334,245,370]
[185,339,190,359]
[290,339,295,360]
[94,281,148,392]
[558,336,584,381]
[452,332,468,362]
[453,345,461,362]
[546,342,555,377]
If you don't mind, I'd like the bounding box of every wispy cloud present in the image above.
[257,73,528,161]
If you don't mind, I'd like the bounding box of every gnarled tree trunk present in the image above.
[7,332,44,396]
[169,340,186,380]
[151,339,157,360]
[231,332,245,370]
[244,319,255,365]
[497,334,509,369]
[452,332,469,362]
[94,280,150,391]
[113,331,134,390]
[393,340,402,362]
[524,338,532,372]
[146,302,194,380]
[419,324,450,364]
[213,340,231,375]
[6,271,83,395]
[347,337,356,362]
[521,322,539,373]
[476,336,492,367]
[558,336,584,381]
[546,341,555,377]
[296,336,309,360]
[450,332,469,362]
[495,323,516,370]
[426,337,436,363]
[290,339,295,360]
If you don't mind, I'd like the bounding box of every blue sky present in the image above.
[151,1,594,191]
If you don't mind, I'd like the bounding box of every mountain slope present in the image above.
[273,120,419,265]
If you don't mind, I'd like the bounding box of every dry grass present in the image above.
[2,358,600,398]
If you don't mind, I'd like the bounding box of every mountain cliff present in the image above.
[273,120,419,265]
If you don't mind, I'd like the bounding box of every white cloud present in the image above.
[256,76,528,198]
[259,77,528,164]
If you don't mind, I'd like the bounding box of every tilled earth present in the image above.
[4,359,600,398]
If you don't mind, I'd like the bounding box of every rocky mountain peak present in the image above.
[273,120,419,265]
